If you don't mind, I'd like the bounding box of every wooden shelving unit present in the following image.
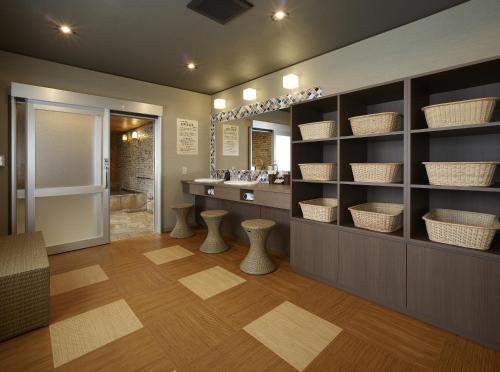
[290,57,500,351]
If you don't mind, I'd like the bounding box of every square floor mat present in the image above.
[50,264,109,296]
[178,266,246,300]
[143,245,194,265]
[244,301,342,371]
[49,299,143,368]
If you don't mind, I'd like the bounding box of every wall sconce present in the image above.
[213,98,226,109]
[131,130,138,140]
[243,88,257,101]
[122,133,128,142]
[283,73,299,89]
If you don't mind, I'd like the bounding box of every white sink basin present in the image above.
[194,178,224,184]
[224,180,259,186]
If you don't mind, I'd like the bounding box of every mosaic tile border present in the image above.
[209,87,322,173]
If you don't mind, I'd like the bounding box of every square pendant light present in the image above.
[283,74,299,89]
[243,88,257,101]
[214,98,226,109]
[131,131,138,139]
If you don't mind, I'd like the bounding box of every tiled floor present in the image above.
[1,229,499,371]
[110,210,154,241]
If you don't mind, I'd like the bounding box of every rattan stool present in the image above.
[200,210,229,254]
[170,203,194,238]
[240,219,276,275]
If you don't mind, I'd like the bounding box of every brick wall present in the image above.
[252,130,273,170]
[111,123,155,209]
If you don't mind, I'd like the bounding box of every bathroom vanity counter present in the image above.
[182,180,291,256]
[182,180,290,193]
[182,180,291,209]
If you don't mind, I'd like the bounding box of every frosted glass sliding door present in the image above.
[25,102,110,254]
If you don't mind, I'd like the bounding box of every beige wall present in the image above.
[0,51,211,234]
[213,0,500,109]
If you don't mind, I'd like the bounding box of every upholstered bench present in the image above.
[0,232,49,341]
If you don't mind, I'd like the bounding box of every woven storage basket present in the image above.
[299,163,337,181]
[349,112,402,135]
[298,121,336,140]
[299,198,338,223]
[350,163,403,183]
[423,161,500,186]
[348,202,404,233]
[423,209,500,250]
[422,97,498,128]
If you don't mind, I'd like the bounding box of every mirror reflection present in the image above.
[215,109,290,172]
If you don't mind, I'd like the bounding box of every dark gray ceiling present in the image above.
[0,0,467,94]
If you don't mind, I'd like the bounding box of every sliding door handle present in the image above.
[104,158,109,189]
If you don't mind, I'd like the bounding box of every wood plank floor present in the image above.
[1,229,499,371]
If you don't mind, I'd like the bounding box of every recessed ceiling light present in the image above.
[186,62,197,70]
[59,25,73,34]
[272,10,288,21]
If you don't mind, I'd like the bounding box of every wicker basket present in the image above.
[348,203,404,233]
[349,112,402,135]
[422,97,499,128]
[299,198,338,223]
[298,121,336,140]
[423,209,500,250]
[350,163,403,183]
[299,163,337,181]
[423,161,500,186]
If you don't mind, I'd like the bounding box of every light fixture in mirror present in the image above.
[121,133,128,142]
[131,130,138,139]
[214,98,226,109]
[283,73,299,89]
[243,88,257,101]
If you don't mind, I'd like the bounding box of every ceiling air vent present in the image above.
[187,0,253,25]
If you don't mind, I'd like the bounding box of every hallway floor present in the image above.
[1,230,499,371]
[110,210,154,241]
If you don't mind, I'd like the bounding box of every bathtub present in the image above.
[110,189,148,212]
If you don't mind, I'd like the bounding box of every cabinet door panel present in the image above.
[219,201,260,244]
[338,230,406,309]
[291,220,338,283]
[407,244,500,350]
[260,206,290,257]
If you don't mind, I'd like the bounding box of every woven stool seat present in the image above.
[170,203,194,238]
[200,210,229,254]
[241,219,276,231]
[201,210,228,219]
[240,219,276,275]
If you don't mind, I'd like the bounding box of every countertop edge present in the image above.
[182,180,291,194]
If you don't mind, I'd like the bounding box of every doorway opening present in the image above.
[109,114,155,241]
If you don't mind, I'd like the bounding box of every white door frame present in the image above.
[10,83,164,250]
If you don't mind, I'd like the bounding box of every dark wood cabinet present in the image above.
[260,206,290,257]
[407,243,500,350]
[290,219,338,283]
[337,230,406,310]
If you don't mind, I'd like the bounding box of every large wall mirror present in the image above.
[215,109,291,172]
[209,87,322,174]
